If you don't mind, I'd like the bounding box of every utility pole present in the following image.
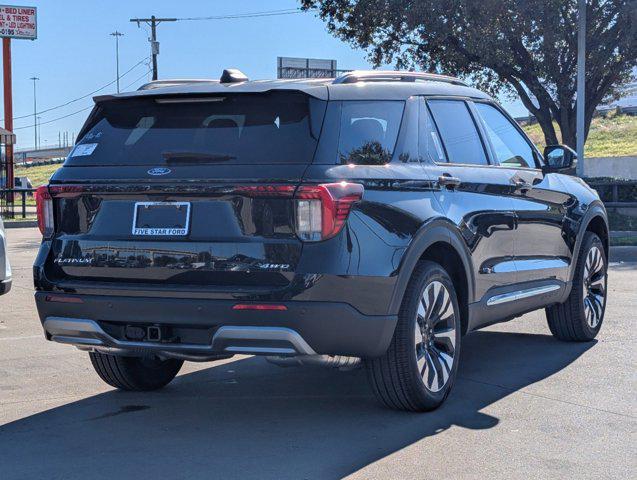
[29,76,38,150]
[110,31,124,93]
[129,15,177,81]
[3,38,14,195]
[576,0,586,177]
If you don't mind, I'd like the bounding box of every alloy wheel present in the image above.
[414,281,457,392]
[582,246,606,329]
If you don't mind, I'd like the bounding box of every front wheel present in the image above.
[89,351,183,391]
[367,261,461,412]
[546,232,608,342]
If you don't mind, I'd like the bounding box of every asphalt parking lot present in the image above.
[1,228,635,479]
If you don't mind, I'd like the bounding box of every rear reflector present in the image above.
[234,185,296,197]
[232,304,288,311]
[45,295,84,304]
[295,182,364,241]
[35,185,54,238]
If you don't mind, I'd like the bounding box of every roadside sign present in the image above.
[0,5,36,40]
[277,57,338,79]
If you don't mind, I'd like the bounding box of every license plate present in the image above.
[132,202,191,236]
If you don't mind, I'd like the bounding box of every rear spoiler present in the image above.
[94,82,329,104]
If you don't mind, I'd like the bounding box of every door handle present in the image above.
[438,174,461,190]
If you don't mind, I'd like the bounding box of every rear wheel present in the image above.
[546,232,607,342]
[89,351,183,391]
[367,261,461,412]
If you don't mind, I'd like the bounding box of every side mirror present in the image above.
[543,145,577,174]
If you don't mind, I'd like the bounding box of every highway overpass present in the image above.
[14,146,72,163]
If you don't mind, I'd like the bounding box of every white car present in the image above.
[0,216,11,295]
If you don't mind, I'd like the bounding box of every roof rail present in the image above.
[137,79,218,91]
[333,70,467,87]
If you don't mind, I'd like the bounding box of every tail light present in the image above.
[294,182,364,241]
[35,185,54,238]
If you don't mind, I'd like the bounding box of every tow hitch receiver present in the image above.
[124,325,163,342]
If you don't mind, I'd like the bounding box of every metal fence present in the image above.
[585,180,637,231]
[0,188,36,220]
[586,180,637,207]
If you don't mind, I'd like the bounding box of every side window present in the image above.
[337,101,404,165]
[419,99,447,163]
[427,100,488,166]
[475,103,536,168]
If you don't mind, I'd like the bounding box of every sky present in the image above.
[2,0,526,151]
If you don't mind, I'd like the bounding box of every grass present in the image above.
[2,216,37,222]
[14,163,61,188]
[522,113,637,157]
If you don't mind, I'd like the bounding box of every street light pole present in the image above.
[110,31,124,93]
[576,0,586,177]
[29,76,38,150]
[36,116,41,149]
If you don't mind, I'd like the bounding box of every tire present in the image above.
[546,232,608,342]
[367,261,462,412]
[89,351,183,391]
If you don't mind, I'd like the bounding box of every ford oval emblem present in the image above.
[147,167,171,176]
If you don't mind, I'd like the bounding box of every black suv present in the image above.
[34,70,609,411]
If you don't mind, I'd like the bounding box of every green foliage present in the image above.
[302,0,637,147]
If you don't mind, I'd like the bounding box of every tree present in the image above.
[301,0,637,148]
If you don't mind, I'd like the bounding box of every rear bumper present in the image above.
[35,292,397,358]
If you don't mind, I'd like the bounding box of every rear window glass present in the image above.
[337,101,404,165]
[67,92,326,166]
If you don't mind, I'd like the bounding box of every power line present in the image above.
[129,8,312,80]
[122,66,153,91]
[10,8,313,134]
[11,56,149,121]
[175,8,306,21]
[14,65,152,131]
[13,105,94,131]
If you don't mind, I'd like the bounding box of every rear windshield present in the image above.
[66,92,326,166]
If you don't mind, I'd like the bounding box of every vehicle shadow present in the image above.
[1,331,594,480]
